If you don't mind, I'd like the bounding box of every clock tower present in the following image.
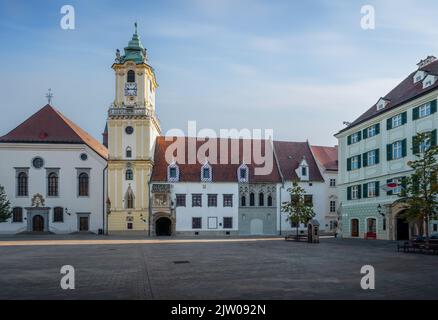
[107,23,161,233]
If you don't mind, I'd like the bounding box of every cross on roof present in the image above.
[45,89,53,105]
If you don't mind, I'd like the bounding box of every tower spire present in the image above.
[134,22,138,35]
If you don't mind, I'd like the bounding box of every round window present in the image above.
[32,157,44,169]
[125,126,134,135]
[80,153,88,161]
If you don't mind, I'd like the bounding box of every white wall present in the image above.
[278,181,327,233]
[171,182,239,232]
[0,143,107,234]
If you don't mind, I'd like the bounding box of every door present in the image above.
[32,215,44,232]
[250,219,264,235]
[79,217,89,231]
[351,219,359,237]
[396,217,409,240]
[156,217,172,236]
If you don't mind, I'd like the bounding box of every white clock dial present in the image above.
[125,83,137,96]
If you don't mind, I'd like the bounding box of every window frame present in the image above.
[176,194,186,207]
[192,217,202,229]
[223,194,233,207]
[12,207,23,223]
[192,194,202,207]
[223,217,233,229]
[53,207,64,223]
[207,194,218,207]
[78,172,90,197]
[392,141,403,160]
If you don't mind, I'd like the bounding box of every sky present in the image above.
[1,0,438,146]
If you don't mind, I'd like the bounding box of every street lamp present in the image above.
[377,204,385,217]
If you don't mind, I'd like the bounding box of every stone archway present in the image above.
[155,217,172,236]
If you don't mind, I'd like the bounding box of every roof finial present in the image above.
[45,88,53,105]
[134,22,138,35]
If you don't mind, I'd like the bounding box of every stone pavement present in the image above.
[0,236,436,300]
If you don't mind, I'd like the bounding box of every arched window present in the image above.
[241,195,246,207]
[249,193,255,206]
[53,207,64,222]
[267,195,273,207]
[259,193,264,206]
[126,169,133,181]
[12,207,23,222]
[17,172,28,196]
[48,172,58,196]
[126,192,134,209]
[126,147,132,158]
[78,173,89,197]
[127,70,135,83]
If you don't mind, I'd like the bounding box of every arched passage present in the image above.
[33,215,45,232]
[155,217,172,236]
[396,211,410,240]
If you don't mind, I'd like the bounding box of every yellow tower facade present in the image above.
[107,24,160,233]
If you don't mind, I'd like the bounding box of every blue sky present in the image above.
[1,0,438,146]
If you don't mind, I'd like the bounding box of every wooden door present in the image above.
[79,217,89,231]
[33,215,44,232]
[351,219,359,237]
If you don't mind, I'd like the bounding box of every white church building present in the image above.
[0,105,108,234]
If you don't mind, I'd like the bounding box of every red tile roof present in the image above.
[0,104,108,159]
[151,136,282,183]
[311,145,338,172]
[273,141,324,182]
[337,59,438,134]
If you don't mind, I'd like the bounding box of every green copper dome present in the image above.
[117,23,147,64]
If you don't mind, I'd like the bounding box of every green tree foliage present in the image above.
[281,181,315,239]
[0,185,12,223]
[397,132,438,243]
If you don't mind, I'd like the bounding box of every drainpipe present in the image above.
[102,164,108,235]
[148,173,152,237]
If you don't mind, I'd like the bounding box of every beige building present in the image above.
[106,24,160,233]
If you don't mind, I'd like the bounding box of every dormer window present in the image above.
[167,162,179,182]
[376,98,389,111]
[237,164,249,183]
[413,70,426,84]
[422,75,437,89]
[298,157,309,181]
[201,162,212,182]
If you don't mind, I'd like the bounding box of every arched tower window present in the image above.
[126,169,133,181]
[127,70,135,83]
[126,147,132,158]
[126,191,134,209]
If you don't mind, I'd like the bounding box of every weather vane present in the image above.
[45,88,53,105]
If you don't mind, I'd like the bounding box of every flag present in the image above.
[381,181,400,192]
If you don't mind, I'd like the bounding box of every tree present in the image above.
[281,181,315,240]
[397,132,438,244]
[0,185,12,223]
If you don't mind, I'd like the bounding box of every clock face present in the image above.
[125,83,137,96]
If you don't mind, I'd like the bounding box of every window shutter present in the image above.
[357,154,362,168]
[387,144,393,161]
[357,185,362,199]
[412,136,419,154]
[347,135,351,145]
[402,112,407,125]
[413,107,419,120]
[358,131,362,141]
[375,149,380,164]
[387,118,392,130]
[401,177,407,189]
[432,129,437,146]
[375,181,380,197]
[402,139,407,157]
[431,100,437,114]
[375,123,380,135]
[362,183,368,198]
[347,158,351,171]
[347,187,351,201]
[362,152,368,167]
[386,179,393,196]
[363,128,368,139]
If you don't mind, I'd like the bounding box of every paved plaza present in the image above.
[0,235,436,300]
